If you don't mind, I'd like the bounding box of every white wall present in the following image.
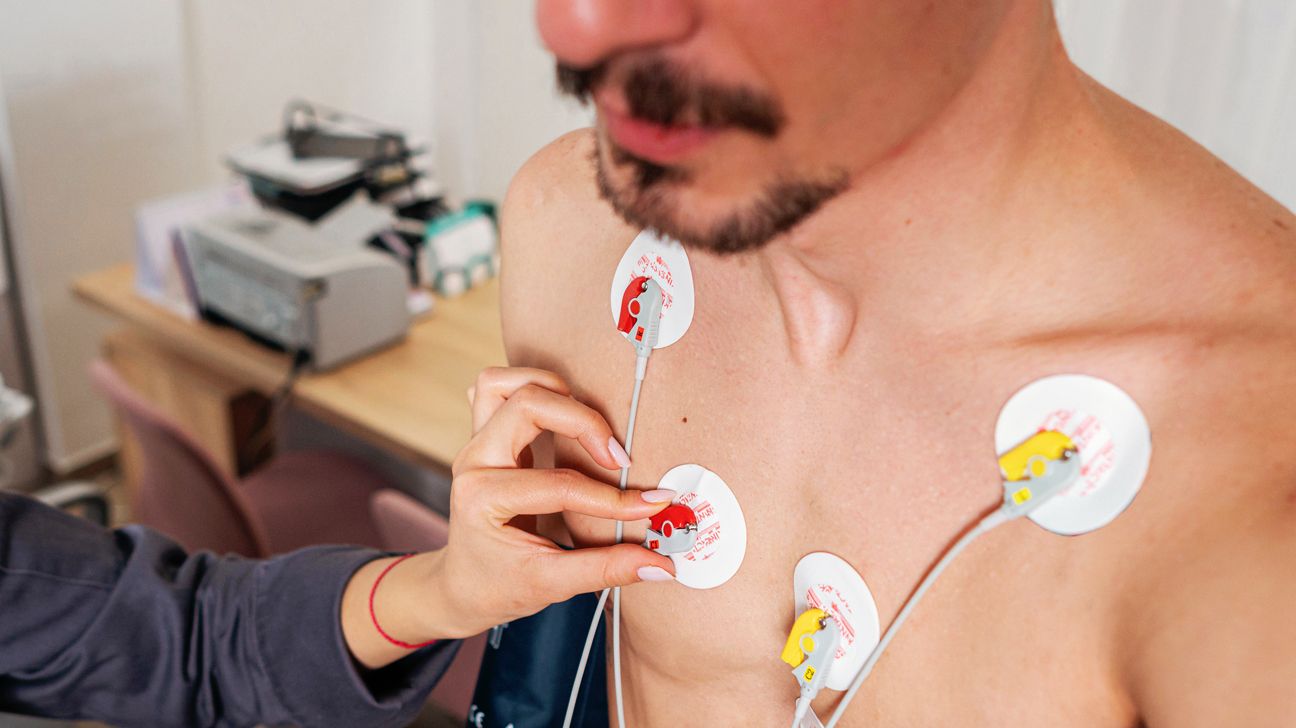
[430,0,592,203]
[1056,0,1296,209]
[0,1,192,470]
[184,1,435,182]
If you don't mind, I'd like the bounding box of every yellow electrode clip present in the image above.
[781,608,828,668]
[783,605,843,724]
[997,430,1078,506]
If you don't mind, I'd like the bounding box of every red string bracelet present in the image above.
[368,554,436,650]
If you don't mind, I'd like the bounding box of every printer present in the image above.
[182,210,410,370]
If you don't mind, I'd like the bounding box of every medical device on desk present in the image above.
[182,209,410,370]
[227,100,433,222]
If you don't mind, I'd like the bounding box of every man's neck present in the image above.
[752,3,1118,364]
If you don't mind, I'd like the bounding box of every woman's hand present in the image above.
[342,368,675,668]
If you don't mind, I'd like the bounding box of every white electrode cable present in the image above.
[791,695,813,728]
[612,356,647,728]
[822,446,1081,727]
[819,440,1083,720]
[822,509,1009,728]
[561,586,610,728]
[561,354,649,728]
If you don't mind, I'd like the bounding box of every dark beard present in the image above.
[593,137,850,255]
[560,57,846,253]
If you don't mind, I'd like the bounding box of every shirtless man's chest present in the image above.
[499,121,1296,725]
[528,236,1165,727]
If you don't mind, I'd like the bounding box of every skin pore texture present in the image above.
[500,0,1296,725]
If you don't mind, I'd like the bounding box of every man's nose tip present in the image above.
[536,0,696,69]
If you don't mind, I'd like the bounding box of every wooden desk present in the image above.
[74,264,505,481]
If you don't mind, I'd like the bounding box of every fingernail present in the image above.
[640,489,676,503]
[466,386,476,405]
[637,566,674,582]
[607,436,631,468]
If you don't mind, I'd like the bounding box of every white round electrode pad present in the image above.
[793,553,881,692]
[656,464,746,589]
[609,230,695,349]
[994,374,1152,536]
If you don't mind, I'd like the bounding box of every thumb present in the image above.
[544,543,676,600]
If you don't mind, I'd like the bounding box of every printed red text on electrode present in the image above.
[677,491,721,563]
[806,585,858,660]
[1039,409,1117,499]
[633,254,676,311]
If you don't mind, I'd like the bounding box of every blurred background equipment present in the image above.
[229,100,442,223]
[422,200,498,297]
[140,99,502,366]
[0,368,33,487]
[225,100,452,293]
[1,369,109,524]
[182,207,412,370]
[134,181,257,319]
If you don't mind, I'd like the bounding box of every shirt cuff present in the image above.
[252,546,461,728]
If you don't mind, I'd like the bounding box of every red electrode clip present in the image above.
[644,502,699,555]
[617,276,651,335]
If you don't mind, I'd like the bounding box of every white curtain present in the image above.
[1056,0,1296,209]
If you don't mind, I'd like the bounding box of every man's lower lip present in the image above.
[602,109,718,164]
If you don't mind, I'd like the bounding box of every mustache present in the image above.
[557,58,785,138]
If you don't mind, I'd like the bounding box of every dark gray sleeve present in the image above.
[0,493,459,728]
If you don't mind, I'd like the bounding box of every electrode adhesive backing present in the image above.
[793,552,881,692]
[656,464,746,589]
[995,374,1152,535]
[609,230,694,349]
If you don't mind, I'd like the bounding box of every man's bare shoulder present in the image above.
[1030,92,1296,722]
[1124,369,1296,727]
[503,129,600,236]
[1103,83,1296,295]
[498,129,638,368]
[1103,138,1296,721]
[1067,273,1296,723]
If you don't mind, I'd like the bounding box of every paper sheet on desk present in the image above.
[134,181,255,319]
[407,289,434,317]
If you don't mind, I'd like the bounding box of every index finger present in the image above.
[470,367,571,434]
[462,468,673,524]
[539,543,676,601]
[454,384,629,474]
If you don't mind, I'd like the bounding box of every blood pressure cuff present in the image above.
[468,593,609,728]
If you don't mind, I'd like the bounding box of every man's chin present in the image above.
[593,161,733,254]
[591,141,851,256]
[592,141,700,241]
